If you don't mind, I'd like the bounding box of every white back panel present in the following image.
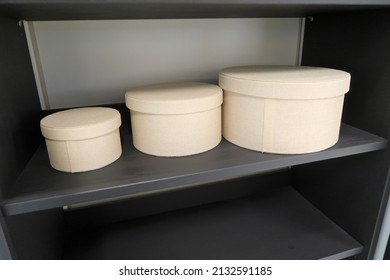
[29,18,302,109]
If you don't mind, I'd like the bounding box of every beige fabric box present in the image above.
[219,65,351,154]
[125,82,223,157]
[40,107,122,173]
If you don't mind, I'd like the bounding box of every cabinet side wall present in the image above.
[0,213,13,259]
[0,17,42,199]
[4,208,64,259]
[297,9,390,259]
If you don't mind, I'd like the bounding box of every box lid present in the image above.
[40,107,121,141]
[125,82,223,114]
[219,65,351,100]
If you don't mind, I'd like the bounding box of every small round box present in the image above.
[125,82,223,157]
[40,107,122,173]
[219,65,351,154]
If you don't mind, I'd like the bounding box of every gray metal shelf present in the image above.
[63,186,363,260]
[2,122,386,216]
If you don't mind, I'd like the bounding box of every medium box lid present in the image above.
[40,107,121,141]
[219,65,350,100]
[125,82,223,114]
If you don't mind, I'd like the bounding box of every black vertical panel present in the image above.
[0,225,11,259]
[296,9,390,259]
[302,9,390,137]
[0,17,42,199]
[0,209,13,259]
[4,208,64,259]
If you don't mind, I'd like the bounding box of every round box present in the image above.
[125,82,223,157]
[219,65,351,154]
[40,107,122,173]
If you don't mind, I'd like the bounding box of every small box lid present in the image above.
[219,65,351,100]
[125,82,223,114]
[40,107,121,141]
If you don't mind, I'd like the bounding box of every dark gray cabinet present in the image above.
[1,1,390,260]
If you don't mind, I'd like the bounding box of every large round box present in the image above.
[125,82,223,157]
[40,107,122,173]
[219,65,351,154]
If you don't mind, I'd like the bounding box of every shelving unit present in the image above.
[1,1,390,260]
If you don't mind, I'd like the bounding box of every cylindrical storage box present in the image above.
[219,65,351,154]
[125,82,223,157]
[40,107,122,173]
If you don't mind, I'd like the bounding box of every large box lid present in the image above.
[219,65,350,100]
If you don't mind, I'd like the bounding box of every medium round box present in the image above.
[219,65,351,154]
[125,82,223,157]
[40,107,122,173]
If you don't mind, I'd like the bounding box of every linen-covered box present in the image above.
[125,82,223,157]
[219,65,351,154]
[40,107,122,172]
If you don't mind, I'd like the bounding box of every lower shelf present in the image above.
[63,186,362,260]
